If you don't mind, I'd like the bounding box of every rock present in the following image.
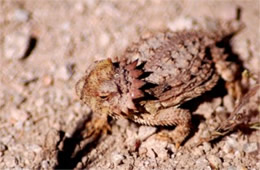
[207,155,222,169]
[41,160,50,169]
[74,2,85,13]
[243,143,258,153]
[138,147,148,156]
[195,98,221,118]
[10,108,29,125]
[56,66,70,81]
[44,129,61,150]
[42,75,53,86]
[193,147,204,156]
[223,95,235,113]
[195,156,210,169]
[12,93,26,107]
[225,137,239,151]
[0,142,7,155]
[61,22,71,31]
[4,155,18,168]
[116,118,129,128]
[138,126,157,141]
[35,98,45,108]
[99,32,110,47]
[223,142,232,154]
[4,27,31,60]
[81,156,88,164]
[141,138,168,160]
[27,144,42,153]
[55,89,69,107]
[203,142,212,152]
[56,63,75,81]
[20,74,38,86]
[13,8,30,22]
[0,93,5,108]
[111,152,125,165]
[167,16,195,31]
[227,166,236,170]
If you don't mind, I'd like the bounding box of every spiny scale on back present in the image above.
[76,19,243,145]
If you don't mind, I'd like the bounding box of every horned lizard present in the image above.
[75,20,243,148]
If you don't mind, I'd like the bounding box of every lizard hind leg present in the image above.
[132,107,192,148]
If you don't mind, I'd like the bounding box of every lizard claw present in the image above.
[82,117,111,139]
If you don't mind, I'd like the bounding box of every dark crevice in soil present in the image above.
[55,114,102,169]
[22,36,37,60]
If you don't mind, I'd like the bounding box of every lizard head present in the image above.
[75,59,145,118]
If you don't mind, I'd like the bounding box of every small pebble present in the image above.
[227,166,237,170]
[61,22,71,31]
[167,16,195,31]
[138,147,148,156]
[256,162,260,169]
[20,73,38,86]
[42,75,53,86]
[207,155,222,169]
[215,106,225,113]
[193,147,204,156]
[4,28,31,60]
[195,156,209,167]
[44,129,60,149]
[55,89,69,107]
[203,142,212,152]
[99,32,110,47]
[223,142,232,154]
[226,137,239,150]
[0,143,7,153]
[10,109,28,124]
[234,150,242,158]
[0,93,5,108]
[35,98,45,107]
[56,63,74,81]
[243,143,258,153]
[138,126,157,141]
[4,155,18,168]
[56,66,70,81]
[111,152,125,165]
[223,95,235,113]
[12,94,26,107]
[143,160,150,167]
[74,2,85,13]
[195,102,214,118]
[28,144,42,153]
[116,118,129,128]
[41,160,49,169]
[13,8,30,22]
[76,162,83,169]
[82,156,88,164]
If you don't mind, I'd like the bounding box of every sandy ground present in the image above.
[0,0,259,169]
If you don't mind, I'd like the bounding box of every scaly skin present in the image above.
[75,20,243,148]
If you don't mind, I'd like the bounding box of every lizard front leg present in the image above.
[131,107,191,148]
[81,113,111,142]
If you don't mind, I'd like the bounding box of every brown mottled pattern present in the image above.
[76,19,243,147]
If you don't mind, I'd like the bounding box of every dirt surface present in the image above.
[0,0,259,169]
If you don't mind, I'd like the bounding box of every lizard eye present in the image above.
[100,95,108,99]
